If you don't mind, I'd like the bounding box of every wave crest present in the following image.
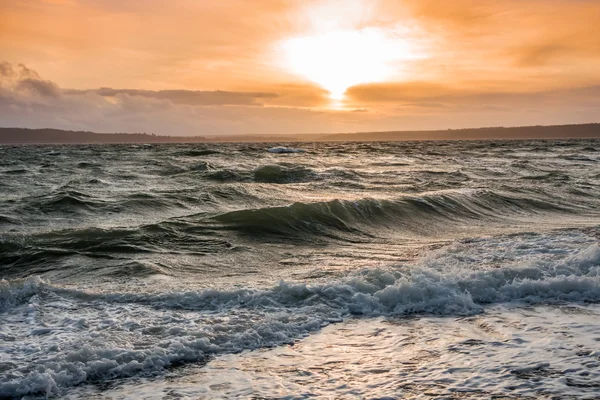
[213,190,570,238]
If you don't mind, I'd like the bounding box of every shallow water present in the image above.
[1,140,600,398]
[74,304,600,399]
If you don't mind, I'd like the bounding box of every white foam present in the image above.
[1,231,599,397]
[88,304,600,399]
[0,276,44,312]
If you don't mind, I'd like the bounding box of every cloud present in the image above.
[0,62,13,77]
[0,62,42,83]
[1,62,331,108]
[400,0,501,29]
[510,37,600,68]
[1,62,599,136]
[345,81,600,114]
[373,0,600,92]
[346,82,451,103]
[16,78,61,97]
[2,0,600,102]
[0,62,358,135]
[257,83,332,108]
[513,44,570,67]
[61,84,331,108]
[65,88,279,106]
[0,62,61,98]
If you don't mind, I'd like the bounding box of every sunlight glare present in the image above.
[282,28,415,101]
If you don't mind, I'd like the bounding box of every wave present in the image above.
[0,188,586,279]
[188,161,215,172]
[116,192,190,211]
[3,168,28,175]
[4,239,599,313]
[559,154,597,162]
[212,189,572,238]
[205,169,244,182]
[321,168,362,181]
[144,161,324,184]
[267,146,305,153]
[181,149,221,157]
[186,163,325,184]
[15,187,208,217]
[520,172,571,181]
[253,164,317,184]
[76,161,100,169]
[1,240,598,397]
[0,223,231,277]
[0,214,21,225]
[23,190,103,214]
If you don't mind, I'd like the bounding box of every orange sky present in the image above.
[1,0,600,135]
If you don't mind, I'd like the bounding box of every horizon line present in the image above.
[0,121,599,138]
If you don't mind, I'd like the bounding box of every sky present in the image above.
[1,0,600,136]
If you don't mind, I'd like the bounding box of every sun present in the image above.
[281,28,416,101]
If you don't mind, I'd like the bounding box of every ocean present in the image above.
[1,139,599,399]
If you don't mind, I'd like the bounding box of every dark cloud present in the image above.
[16,78,61,97]
[0,62,60,98]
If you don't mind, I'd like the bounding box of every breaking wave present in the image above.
[1,240,599,397]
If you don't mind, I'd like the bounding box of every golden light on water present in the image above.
[281,28,419,102]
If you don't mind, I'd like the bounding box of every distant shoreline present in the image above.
[1,123,599,144]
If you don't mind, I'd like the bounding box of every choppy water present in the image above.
[1,140,600,399]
